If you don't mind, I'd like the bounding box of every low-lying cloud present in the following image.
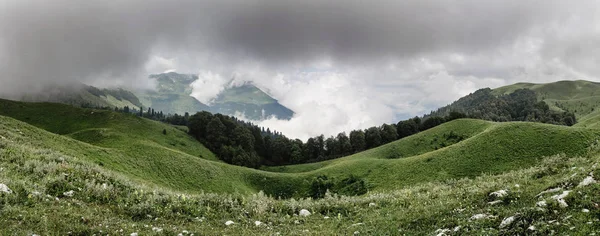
[1,0,599,139]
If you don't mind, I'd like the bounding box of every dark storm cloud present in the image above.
[0,0,580,95]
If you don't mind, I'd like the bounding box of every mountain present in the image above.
[210,81,294,120]
[137,72,210,115]
[140,72,294,120]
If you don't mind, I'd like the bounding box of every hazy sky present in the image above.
[1,0,599,139]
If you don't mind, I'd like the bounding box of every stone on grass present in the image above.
[369,202,376,207]
[536,187,562,197]
[470,214,493,220]
[536,200,547,207]
[499,216,516,228]
[489,189,508,198]
[0,183,12,194]
[435,228,451,236]
[255,221,263,226]
[130,233,138,236]
[488,200,503,205]
[582,209,590,213]
[578,176,596,187]
[225,220,234,226]
[299,209,311,217]
[551,191,571,208]
[63,190,74,197]
[152,227,163,232]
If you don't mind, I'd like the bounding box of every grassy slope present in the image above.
[493,80,600,119]
[1,115,599,234]
[214,84,277,105]
[265,120,599,191]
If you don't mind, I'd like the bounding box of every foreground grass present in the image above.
[1,117,600,234]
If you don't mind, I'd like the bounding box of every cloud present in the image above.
[0,0,599,139]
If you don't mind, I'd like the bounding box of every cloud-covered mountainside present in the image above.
[0,72,294,121]
[139,72,294,120]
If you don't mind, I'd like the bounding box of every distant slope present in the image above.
[5,83,143,110]
[493,80,600,118]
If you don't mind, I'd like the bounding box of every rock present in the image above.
[488,200,503,205]
[0,183,12,194]
[499,216,516,228]
[225,220,234,226]
[489,189,508,198]
[368,202,376,207]
[536,187,562,197]
[63,190,74,197]
[254,221,262,226]
[130,233,138,236]
[582,209,590,213]
[528,225,536,231]
[536,200,547,207]
[299,209,311,217]
[152,227,163,232]
[351,223,364,227]
[435,228,451,236]
[470,213,493,220]
[324,216,330,219]
[551,191,571,208]
[353,231,360,235]
[453,226,461,232]
[578,176,596,187]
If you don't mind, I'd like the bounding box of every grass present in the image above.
[1,114,600,234]
[213,84,277,105]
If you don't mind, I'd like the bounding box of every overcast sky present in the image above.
[1,0,599,140]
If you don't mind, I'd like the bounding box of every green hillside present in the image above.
[2,113,600,234]
[493,80,600,119]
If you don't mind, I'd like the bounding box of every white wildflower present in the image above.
[536,200,547,207]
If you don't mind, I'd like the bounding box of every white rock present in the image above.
[514,184,520,188]
[578,176,596,187]
[470,213,493,220]
[583,209,590,213]
[299,209,311,217]
[536,200,547,207]
[500,216,515,228]
[225,220,234,226]
[556,199,568,208]
[130,233,138,236]
[489,189,508,198]
[152,227,163,232]
[324,216,330,219]
[351,223,364,227]
[528,225,536,231]
[0,183,12,194]
[551,190,571,208]
[368,202,376,207]
[63,190,74,197]
[353,231,360,235]
[537,187,562,197]
[488,200,503,205]
[453,226,461,232]
[435,228,451,236]
[254,221,263,226]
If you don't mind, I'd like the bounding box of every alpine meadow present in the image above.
[2,1,600,235]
